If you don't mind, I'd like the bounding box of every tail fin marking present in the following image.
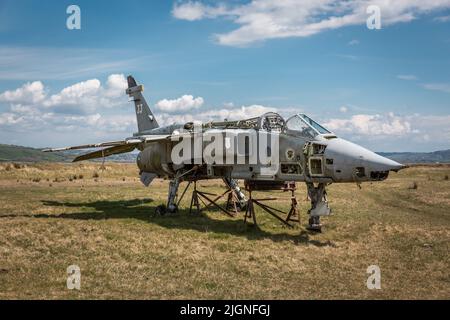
[126,75,159,133]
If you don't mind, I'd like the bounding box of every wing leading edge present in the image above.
[43,135,170,162]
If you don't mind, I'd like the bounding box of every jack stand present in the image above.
[225,191,241,213]
[243,186,296,228]
[243,190,257,226]
[284,182,300,224]
[189,181,201,215]
[223,178,247,211]
[186,181,237,217]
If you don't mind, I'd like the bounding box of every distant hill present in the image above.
[0,144,136,163]
[378,149,450,164]
[0,144,68,162]
[1,143,449,164]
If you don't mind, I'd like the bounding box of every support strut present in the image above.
[243,181,299,228]
[166,178,180,213]
[188,181,237,217]
[223,177,247,212]
[306,182,331,232]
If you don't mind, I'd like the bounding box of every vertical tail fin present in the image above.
[126,75,159,132]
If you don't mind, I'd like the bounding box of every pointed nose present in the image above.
[324,138,406,181]
[370,154,405,172]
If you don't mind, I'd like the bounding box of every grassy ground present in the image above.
[0,162,449,299]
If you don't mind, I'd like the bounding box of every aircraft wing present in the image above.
[43,135,171,162]
[72,144,137,162]
[43,135,170,152]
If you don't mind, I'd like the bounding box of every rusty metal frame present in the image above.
[181,181,239,217]
[243,183,300,227]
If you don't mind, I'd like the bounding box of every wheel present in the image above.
[167,204,178,214]
[307,217,322,232]
[155,204,166,216]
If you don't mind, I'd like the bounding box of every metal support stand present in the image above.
[243,182,299,228]
[185,181,238,217]
[223,178,247,211]
[285,183,300,224]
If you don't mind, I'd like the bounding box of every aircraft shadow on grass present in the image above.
[36,198,334,246]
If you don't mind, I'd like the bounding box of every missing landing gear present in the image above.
[306,182,331,232]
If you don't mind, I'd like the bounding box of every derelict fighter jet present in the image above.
[45,76,406,231]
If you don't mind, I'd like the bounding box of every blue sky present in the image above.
[0,0,449,151]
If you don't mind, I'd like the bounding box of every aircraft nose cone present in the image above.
[325,138,406,172]
[374,156,405,172]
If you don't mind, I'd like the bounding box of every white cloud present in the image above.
[434,15,450,22]
[0,81,46,104]
[172,2,207,21]
[397,74,418,81]
[321,112,450,151]
[104,74,128,98]
[422,83,450,93]
[156,95,204,113]
[157,104,276,125]
[172,2,228,21]
[173,0,450,46]
[0,74,133,140]
[1,76,449,151]
[44,79,101,109]
[324,113,412,136]
[348,39,359,46]
[43,74,127,114]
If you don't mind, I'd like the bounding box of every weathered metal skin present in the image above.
[136,127,399,184]
[137,142,174,176]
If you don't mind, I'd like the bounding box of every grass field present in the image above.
[0,162,449,299]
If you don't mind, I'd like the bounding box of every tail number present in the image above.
[136,103,143,114]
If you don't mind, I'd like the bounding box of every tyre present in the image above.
[155,204,166,216]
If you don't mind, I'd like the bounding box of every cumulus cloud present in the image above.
[1,76,449,151]
[43,74,128,113]
[156,95,204,113]
[0,74,133,142]
[0,81,46,104]
[173,0,450,46]
[324,113,412,136]
[321,112,450,151]
[324,114,447,152]
[105,74,128,98]
[157,104,276,125]
[0,77,274,144]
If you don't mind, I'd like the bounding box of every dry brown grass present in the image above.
[0,163,449,299]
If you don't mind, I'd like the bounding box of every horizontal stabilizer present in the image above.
[72,144,136,162]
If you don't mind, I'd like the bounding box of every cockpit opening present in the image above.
[286,114,333,138]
